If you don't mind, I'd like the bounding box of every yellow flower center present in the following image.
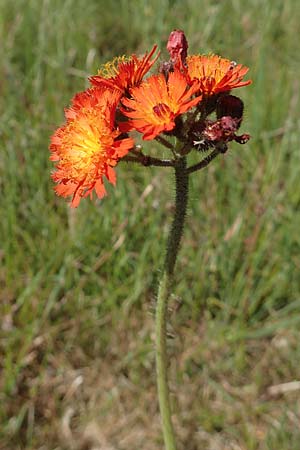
[97,55,131,79]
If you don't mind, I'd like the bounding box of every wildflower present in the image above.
[89,45,159,94]
[187,54,251,95]
[50,88,134,207]
[121,69,202,140]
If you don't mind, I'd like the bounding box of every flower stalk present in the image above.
[156,157,189,450]
[186,148,220,173]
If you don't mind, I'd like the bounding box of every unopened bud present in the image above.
[216,95,244,123]
[167,29,188,66]
[202,116,250,146]
[203,117,239,142]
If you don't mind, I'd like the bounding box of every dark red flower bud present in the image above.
[202,121,223,142]
[202,116,250,146]
[216,95,244,123]
[167,29,188,66]
[203,116,239,142]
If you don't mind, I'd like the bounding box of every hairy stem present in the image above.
[123,155,174,167]
[156,157,189,450]
[186,148,220,174]
[155,135,175,150]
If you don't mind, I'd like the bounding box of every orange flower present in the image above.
[121,69,202,140]
[187,54,251,95]
[50,88,134,207]
[89,45,159,94]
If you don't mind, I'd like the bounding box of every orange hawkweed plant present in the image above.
[50,30,252,450]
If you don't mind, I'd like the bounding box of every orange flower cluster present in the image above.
[89,45,159,94]
[120,69,202,140]
[186,54,251,95]
[50,30,252,207]
[50,88,133,207]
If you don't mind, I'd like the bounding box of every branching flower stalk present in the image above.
[156,156,188,450]
[50,29,252,449]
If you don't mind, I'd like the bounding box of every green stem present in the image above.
[156,157,189,450]
[186,148,220,174]
[123,155,174,167]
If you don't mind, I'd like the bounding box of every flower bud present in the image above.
[216,95,244,122]
[167,29,188,66]
[202,116,250,147]
[203,117,239,142]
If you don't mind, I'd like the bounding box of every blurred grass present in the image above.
[1,0,300,449]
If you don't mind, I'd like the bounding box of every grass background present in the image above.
[1,0,300,449]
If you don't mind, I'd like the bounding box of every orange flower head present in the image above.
[89,45,159,94]
[187,54,252,95]
[50,88,134,207]
[121,69,202,140]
